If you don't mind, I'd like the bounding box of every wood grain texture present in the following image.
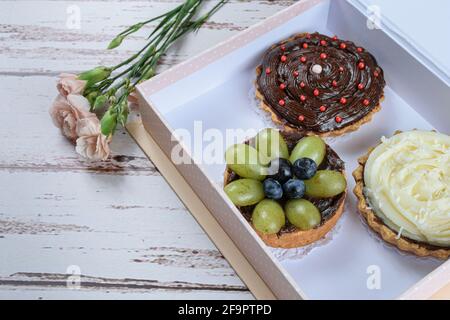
[0,0,295,299]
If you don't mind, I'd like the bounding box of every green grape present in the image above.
[304,170,347,198]
[255,128,289,164]
[289,135,326,166]
[224,179,265,207]
[225,144,266,180]
[252,199,285,235]
[285,199,321,230]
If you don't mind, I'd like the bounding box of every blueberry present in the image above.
[293,158,317,180]
[263,178,283,200]
[283,179,305,199]
[267,158,292,184]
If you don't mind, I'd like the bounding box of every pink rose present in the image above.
[57,73,87,97]
[75,118,111,161]
[49,94,96,142]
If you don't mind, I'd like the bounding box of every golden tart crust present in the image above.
[352,137,450,260]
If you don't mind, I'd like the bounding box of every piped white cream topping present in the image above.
[364,131,450,247]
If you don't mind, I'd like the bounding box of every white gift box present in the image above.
[131,0,450,299]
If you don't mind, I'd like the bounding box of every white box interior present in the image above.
[145,0,446,299]
[354,0,450,85]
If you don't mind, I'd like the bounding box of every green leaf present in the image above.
[78,66,112,86]
[93,95,108,110]
[107,35,124,50]
[100,110,117,136]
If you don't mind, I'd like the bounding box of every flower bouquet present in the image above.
[49,0,227,160]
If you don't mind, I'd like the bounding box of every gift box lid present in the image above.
[350,0,450,86]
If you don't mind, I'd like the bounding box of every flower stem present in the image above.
[87,0,228,136]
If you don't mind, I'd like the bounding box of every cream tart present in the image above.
[256,32,385,137]
[353,130,450,259]
[224,129,347,249]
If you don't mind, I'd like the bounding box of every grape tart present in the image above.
[256,32,385,137]
[353,131,450,259]
[224,129,347,249]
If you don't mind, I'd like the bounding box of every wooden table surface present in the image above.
[0,0,296,299]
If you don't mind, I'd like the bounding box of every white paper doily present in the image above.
[269,218,342,261]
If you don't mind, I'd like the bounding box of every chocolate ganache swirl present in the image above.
[256,32,385,133]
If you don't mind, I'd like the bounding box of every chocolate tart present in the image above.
[224,131,346,249]
[353,132,450,260]
[256,32,385,137]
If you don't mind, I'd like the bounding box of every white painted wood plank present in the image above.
[0,273,252,300]
[0,74,248,297]
[0,287,253,300]
[0,169,246,285]
[0,0,295,299]
[0,47,252,300]
[0,0,293,75]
